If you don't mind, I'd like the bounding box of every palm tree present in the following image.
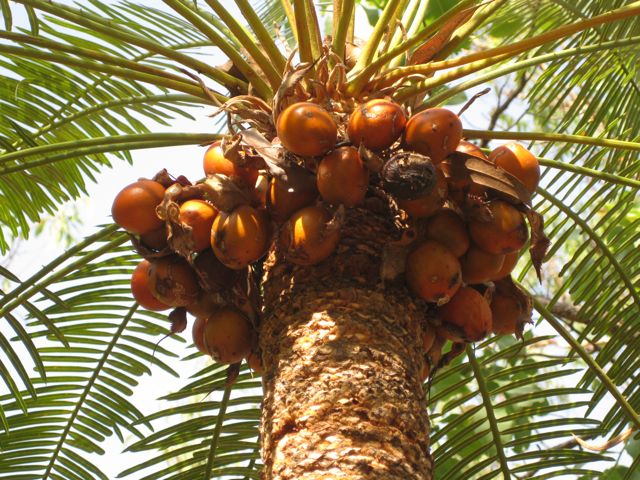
[0,0,639,478]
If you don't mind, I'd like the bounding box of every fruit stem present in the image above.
[293,0,314,64]
[304,0,323,62]
[163,0,274,99]
[280,0,299,45]
[463,129,640,152]
[421,36,640,108]
[332,0,355,60]
[531,296,640,431]
[378,2,640,90]
[13,0,246,92]
[388,0,428,69]
[466,345,512,479]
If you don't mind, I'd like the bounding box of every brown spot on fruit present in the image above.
[203,307,254,364]
[211,205,271,270]
[461,245,505,285]
[130,260,171,311]
[405,240,461,304]
[276,102,338,157]
[111,179,165,235]
[279,205,340,266]
[347,99,406,151]
[179,199,218,253]
[317,146,369,207]
[403,108,463,164]
[469,200,529,255]
[424,209,470,257]
[147,255,201,307]
[439,287,492,342]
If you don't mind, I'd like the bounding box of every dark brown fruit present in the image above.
[247,351,263,374]
[317,146,368,207]
[488,142,540,194]
[403,108,463,164]
[203,141,259,188]
[139,226,168,251]
[111,179,165,235]
[147,255,201,307]
[347,99,406,151]
[405,240,461,304]
[193,249,238,293]
[179,200,218,253]
[276,102,338,157]
[439,287,492,342]
[460,246,505,285]
[202,308,254,363]
[469,201,529,255]
[279,206,340,266]
[211,205,271,269]
[130,260,170,311]
[490,290,522,335]
[268,165,318,223]
[397,167,448,218]
[424,209,470,257]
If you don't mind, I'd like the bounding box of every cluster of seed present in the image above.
[112,98,541,377]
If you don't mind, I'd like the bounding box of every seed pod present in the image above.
[130,260,171,311]
[382,152,436,200]
[460,245,505,285]
[202,308,254,364]
[405,240,461,304]
[469,201,529,255]
[178,199,218,253]
[317,146,369,207]
[147,255,201,307]
[279,205,340,266]
[439,287,492,342]
[268,165,319,223]
[489,142,540,194]
[397,167,448,218]
[203,141,259,188]
[424,209,470,257]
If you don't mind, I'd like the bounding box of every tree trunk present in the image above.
[259,207,433,479]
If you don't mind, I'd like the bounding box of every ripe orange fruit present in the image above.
[247,351,263,374]
[488,142,540,194]
[397,167,448,218]
[211,205,271,269]
[268,165,318,223]
[456,140,487,159]
[179,199,218,253]
[111,179,165,235]
[147,255,201,307]
[130,260,170,311]
[439,287,492,342]
[492,251,519,281]
[276,102,338,157]
[424,209,470,257]
[405,240,462,304]
[279,205,340,266]
[403,108,463,164]
[347,99,406,150]
[460,245,505,285]
[203,141,259,188]
[193,249,238,293]
[202,307,254,363]
[317,146,369,207]
[469,201,529,255]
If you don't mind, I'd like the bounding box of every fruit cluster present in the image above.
[112,98,548,378]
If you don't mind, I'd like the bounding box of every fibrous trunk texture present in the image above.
[260,207,432,480]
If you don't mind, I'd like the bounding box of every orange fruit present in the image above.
[111,179,165,235]
[424,209,470,257]
[203,141,259,188]
[403,108,463,164]
[268,165,318,223]
[147,255,201,307]
[469,201,529,255]
[405,241,462,304]
[439,287,492,342]
[456,140,487,159]
[279,205,340,266]
[397,167,448,218]
[317,146,369,207]
[202,308,254,363]
[347,99,406,150]
[488,142,540,194]
[276,102,338,157]
[460,245,505,285]
[492,251,519,281]
[179,200,218,253]
[130,260,170,311]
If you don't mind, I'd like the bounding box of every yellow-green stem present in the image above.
[351,0,402,74]
[293,0,313,63]
[332,0,355,59]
